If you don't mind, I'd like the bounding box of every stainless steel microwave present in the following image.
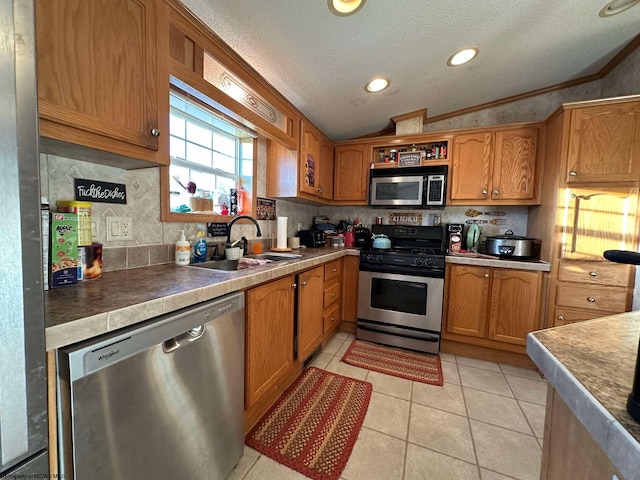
[369,165,447,208]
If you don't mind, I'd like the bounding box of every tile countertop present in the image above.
[446,254,552,272]
[527,313,640,480]
[45,247,359,351]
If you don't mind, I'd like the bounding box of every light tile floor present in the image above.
[229,332,548,480]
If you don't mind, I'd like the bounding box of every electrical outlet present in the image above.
[106,217,133,241]
[297,223,304,232]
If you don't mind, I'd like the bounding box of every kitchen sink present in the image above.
[245,253,302,261]
[188,253,302,272]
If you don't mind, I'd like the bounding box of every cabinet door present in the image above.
[334,144,371,202]
[488,269,543,346]
[299,121,321,196]
[492,128,537,200]
[318,135,335,200]
[341,256,360,323]
[36,0,159,150]
[566,102,640,183]
[246,275,295,409]
[298,266,325,361]
[450,132,493,200]
[446,265,491,338]
[560,186,638,261]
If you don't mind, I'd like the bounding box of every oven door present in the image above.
[357,270,443,332]
[369,175,424,206]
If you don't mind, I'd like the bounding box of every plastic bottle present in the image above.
[175,230,191,266]
[193,224,208,263]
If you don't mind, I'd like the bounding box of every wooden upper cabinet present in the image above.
[36,0,163,158]
[318,134,335,200]
[450,126,540,204]
[450,132,493,201]
[493,128,538,200]
[299,121,321,197]
[488,269,543,346]
[566,102,640,184]
[334,143,372,203]
[446,265,491,338]
[560,186,638,261]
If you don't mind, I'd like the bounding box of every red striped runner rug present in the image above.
[342,340,444,386]
[246,367,372,480]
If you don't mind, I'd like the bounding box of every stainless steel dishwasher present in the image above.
[56,291,245,480]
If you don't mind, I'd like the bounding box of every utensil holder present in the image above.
[225,247,241,260]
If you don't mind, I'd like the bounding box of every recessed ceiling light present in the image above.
[599,0,640,16]
[447,47,479,67]
[365,78,389,92]
[328,0,366,16]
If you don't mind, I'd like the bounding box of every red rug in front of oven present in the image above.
[245,367,372,480]
[342,340,444,386]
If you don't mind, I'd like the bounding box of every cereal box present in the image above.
[50,212,78,287]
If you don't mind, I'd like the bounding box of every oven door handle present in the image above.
[357,324,439,342]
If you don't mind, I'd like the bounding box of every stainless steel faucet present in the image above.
[226,216,262,252]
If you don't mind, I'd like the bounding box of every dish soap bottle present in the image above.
[175,230,191,266]
[193,224,208,263]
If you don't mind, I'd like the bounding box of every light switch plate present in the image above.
[106,217,133,241]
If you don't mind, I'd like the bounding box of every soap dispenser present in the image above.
[175,230,191,266]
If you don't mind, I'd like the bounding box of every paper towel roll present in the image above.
[277,216,288,249]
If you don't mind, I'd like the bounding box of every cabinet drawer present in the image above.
[553,307,618,327]
[555,284,629,312]
[558,260,631,287]
[323,303,340,334]
[324,259,342,282]
[324,281,340,308]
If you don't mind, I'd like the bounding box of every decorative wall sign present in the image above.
[398,151,421,167]
[256,197,276,220]
[207,222,229,237]
[75,179,127,204]
[388,212,422,226]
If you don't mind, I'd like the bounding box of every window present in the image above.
[169,91,254,216]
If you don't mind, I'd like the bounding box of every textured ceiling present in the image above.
[180,0,640,141]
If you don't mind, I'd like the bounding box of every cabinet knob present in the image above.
[558,315,565,322]
[569,170,577,176]
[292,283,297,288]
[332,293,336,297]
[332,268,337,272]
[301,280,307,286]
[481,189,488,195]
[587,297,596,303]
[484,273,490,279]
[317,187,324,193]
[150,128,160,137]
[331,317,335,322]
[589,271,598,277]
[493,190,499,196]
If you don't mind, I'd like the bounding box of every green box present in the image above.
[50,212,78,287]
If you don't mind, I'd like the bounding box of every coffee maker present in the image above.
[446,223,464,254]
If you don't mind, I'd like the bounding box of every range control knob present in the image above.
[376,255,384,264]
[425,258,434,267]
[409,227,418,235]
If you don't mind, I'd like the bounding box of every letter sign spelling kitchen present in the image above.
[74,179,127,204]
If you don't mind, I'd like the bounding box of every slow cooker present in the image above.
[485,230,539,259]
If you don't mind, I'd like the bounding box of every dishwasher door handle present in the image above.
[162,326,206,353]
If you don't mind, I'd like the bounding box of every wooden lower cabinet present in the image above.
[323,259,342,336]
[298,266,325,361]
[341,256,359,326]
[541,387,621,479]
[245,275,296,410]
[444,264,544,352]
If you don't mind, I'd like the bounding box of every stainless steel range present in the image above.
[357,225,445,354]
